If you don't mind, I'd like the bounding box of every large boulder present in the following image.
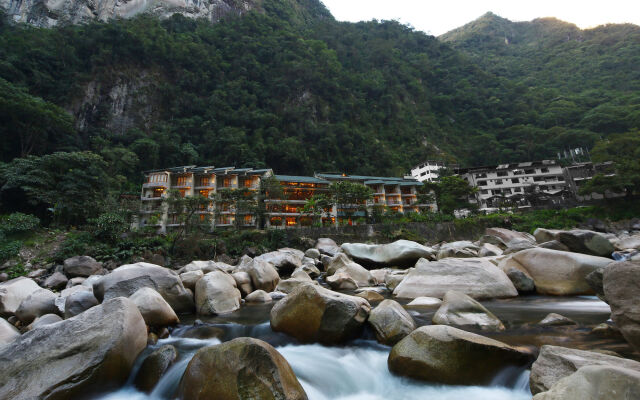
[0,317,19,347]
[532,365,640,400]
[0,297,147,399]
[615,235,640,251]
[15,288,59,324]
[393,258,517,300]
[129,287,179,327]
[134,344,177,393]
[245,290,272,304]
[182,260,233,274]
[62,288,98,318]
[341,240,436,268]
[387,325,531,385]
[231,271,253,297]
[93,262,194,313]
[270,284,371,344]
[529,344,640,394]
[255,249,303,275]
[484,227,536,248]
[275,277,316,294]
[0,277,41,317]
[538,313,576,327]
[63,256,103,277]
[180,337,307,400]
[28,313,63,330]
[315,238,340,256]
[533,228,562,243]
[180,270,204,291]
[43,272,68,290]
[237,258,280,293]
[512,248,613,295]
[603,260,640,352]
[368,299,415,345]
[478,243,503,257]
[437,241,479,259]
[327,259,376,290]
[432,290,505,331]
[497,255,536,292]
[556,230,615,257]
[195,271,241,315]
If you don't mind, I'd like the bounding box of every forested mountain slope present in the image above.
[0,3,638,183]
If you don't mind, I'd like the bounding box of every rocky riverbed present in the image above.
[1,226,640,399]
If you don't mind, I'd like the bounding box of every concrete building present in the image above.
[410,160,446,182]
[456,160,572,211]
[563,161,622,200]
[265,175,331,228]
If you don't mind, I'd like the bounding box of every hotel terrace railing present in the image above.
[143,182,169,189]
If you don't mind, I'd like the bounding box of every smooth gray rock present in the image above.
[27,313,63,330]
[245,289,272,303]
[529,344,640,394]
[342,240,436,268]
[0,297,147,400]
[315,238,340,256]
[129,287,179,327]
[181,260,233,274]
[556,229,615,257]
[603,260,640,352]
[406,297,442,307]
[0,317,19,346]
[538,313,577,326]
[304,248,321,260]
[432,290,505,331]
[368,299,415,345]
[179,270,204,291]
[393,258,517,300]
[93,262,194,313]
[255,249,303,275]
[0,277,41,317]
[484,227,536,247]
[479,243,503,257]
[328,262,376,289]
[64,290,100,318]
[231,271,253,297]
[44,271,69,290]
[236,258,279,293]
[134,344,177,393]
[538,240,570,252]
[195,271,241,315]
[437,241,479,259]
[63,256,103,277]
[15,289,59,324]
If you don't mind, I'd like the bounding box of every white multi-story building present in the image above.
[457,160,571,211]
[410,160,445,182]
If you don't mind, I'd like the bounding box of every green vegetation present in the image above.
[423,176,477,215]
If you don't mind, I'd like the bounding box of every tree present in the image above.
[256,175,283,228]
[328,181,373,225]
[165,190,211,252]
[587,130,640,198]
[214,188,258,230]
[424,176,476,215]
[302,194,332,226]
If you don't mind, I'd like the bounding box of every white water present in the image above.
[97,337,531,400]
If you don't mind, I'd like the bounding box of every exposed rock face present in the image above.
[129,287,179,327]
[270,284,371,344]
[63,256,103,277]
[15,288,59,324]
[0,297,147,400]
[393,258,517,299]
[134,344,177,393]
[556,229,615,257]
[93,262,194,313]
[532,365,640,400]
[603,260,640,352]
[0,277,41,317]
[387,325,531,385]
[529,345,640,394]
[341,240,436,268]
[368,299,415,345]
[432,290,505,331]
[0,317,19,347]
[195,271,241,315]
[437,241,479,259]
[615,235,640,251]
[511,248,612,295]
[180,337,308,400]
[1,0,264,28]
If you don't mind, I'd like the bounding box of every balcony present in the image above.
[194,183,216,190]
[143,182,168,189]
[141,196,164,201]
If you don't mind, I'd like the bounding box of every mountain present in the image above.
[0,4,638,183]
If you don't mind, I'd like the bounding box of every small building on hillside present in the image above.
[410,160,446,182]
[265,175,331,228]
[563,161,623,201]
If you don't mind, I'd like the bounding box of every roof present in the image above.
[275,175,330,184]
[315,173,420,185]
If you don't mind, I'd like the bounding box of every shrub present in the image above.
[1,213,40,234]
[92,212,128,242]
[0,240,21,263]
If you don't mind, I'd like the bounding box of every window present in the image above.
[199,177,210,186]
[477,180,487,186]
[286,217,297,226]
[524,169,535,174]
[512,178,519,184]
[540,168,550,173]
[497,171,508,177]
[495,179,503,185]
[176,176,189,186]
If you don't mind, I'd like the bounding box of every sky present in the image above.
[320,0,640,36]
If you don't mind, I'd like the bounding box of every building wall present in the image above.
[411,161,445,182]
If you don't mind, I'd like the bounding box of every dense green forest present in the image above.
[0,1,639,221]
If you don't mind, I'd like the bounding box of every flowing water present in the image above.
[97,295,623,400]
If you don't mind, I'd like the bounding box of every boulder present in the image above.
[93,262,194,313]
[231,271,253,297]
[388,325,531,385]
[0,277,41,317]
[270,284,371,344]
[63,256,103,277]
[538,240,570,252]
[355,290,385,302]
[341,240,436,268]
[502,240,536,255]
[15,288,59,324]
[532,365,640,400]
[603,260,640,352]
[368,299,415,345]
[497,256,535,292]
[556,230,615,257]
[585,267,606,299]
[275,277,316,294]
[326,271,358,290]
[0,317,19,347]
[529,344,640,394]
[182,260,233,274]
[407,297,442,307]
[393,258,517,300]
[327,259,376,289]
[298,263,321,279]
[0,297,147,400]
[370,269,387,283]
[304,248,321,260]
[180,337,307,400]
[255,249,303,275]
[384,270,408,291]
[180,270,204,291]
[533,228,562,243]
[195,271,241,315]
[237,259,280,292]
[61,287,97,318]
[512,248,612,295]
[134,344,177,393]
[436,241,479,259]
[28,313,63,330]
[245,290,272,303]
[27,268,46,279]
[432,290,505,331]
[129,287,179,327]
[315,238,340,256]
[484,227,536,247]
[479,243,503,257]
[66,277,86,287]
[44,271,69,290]
[538,313,576,326]
[615,235,640,251]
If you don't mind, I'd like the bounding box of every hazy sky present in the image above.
[320,0,640,36]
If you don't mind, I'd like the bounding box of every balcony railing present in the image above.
[143,182,168,189]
